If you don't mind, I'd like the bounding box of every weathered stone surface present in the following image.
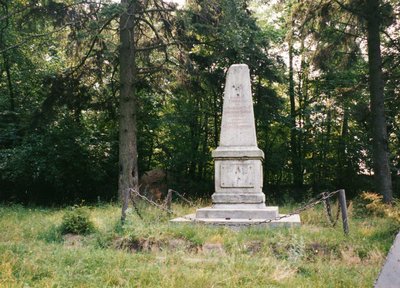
[171,213,301,230]
[214,159,263,194]
[375,231,400,288]
[196,206,279,220]
[211,193,265,204]
[218,64,258,147]
[209,64,265,210]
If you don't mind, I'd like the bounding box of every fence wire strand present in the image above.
[127,188,344,228]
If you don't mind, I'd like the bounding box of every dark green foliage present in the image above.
[0,113,118,204]
[60,207,96,235]
[0,1,119,204]
[156,0,283,197]
[1,0,400,204]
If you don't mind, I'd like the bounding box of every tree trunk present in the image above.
[119,0,139,222]
[337,108,348,182]
[365,0,393,203]
[0,1,14,112]
[3,53,15,111]
[288,21,303,199]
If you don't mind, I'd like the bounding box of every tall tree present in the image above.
[287,8,304,198]
[289,0,394,201]
[118,0,177,220]
[365,0,393,203]
[119,0,138,222]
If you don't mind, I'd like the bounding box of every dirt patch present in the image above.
[113,237,203,253]
[113,237,163,252]
[114,237,287,257]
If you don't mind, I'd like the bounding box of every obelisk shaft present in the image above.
[219,64,257,147]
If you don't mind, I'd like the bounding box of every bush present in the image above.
[0,115,118,204]
[60,207,96,235]
[354,192,400,223]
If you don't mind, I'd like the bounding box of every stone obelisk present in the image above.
[195,64,279,220]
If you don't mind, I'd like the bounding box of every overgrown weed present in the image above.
[0,201,397,287]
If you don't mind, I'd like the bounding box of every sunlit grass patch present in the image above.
[0,201,398,287]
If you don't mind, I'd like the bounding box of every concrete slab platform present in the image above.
[195,206,279,220]
[375,231,400,288]
[171,213,301,230]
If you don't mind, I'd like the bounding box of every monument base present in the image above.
[212,192,266,204]
[195,205,279,220]
[171,212,301,230]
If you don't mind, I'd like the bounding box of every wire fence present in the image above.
[127,188,349,234]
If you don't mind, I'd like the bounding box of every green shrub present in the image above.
[354,192,400,224]
[60,207,96,235]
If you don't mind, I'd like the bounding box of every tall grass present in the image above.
[0,200,397,287]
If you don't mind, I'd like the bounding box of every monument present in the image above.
[172,64,300,228]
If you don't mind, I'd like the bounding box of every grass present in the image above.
[0,201,398,287]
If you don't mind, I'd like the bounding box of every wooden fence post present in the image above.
[339,189,349,235]
[165,189,173,213]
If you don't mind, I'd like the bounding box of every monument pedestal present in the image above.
[171,64,300,229]
[195,207,279,220]
[195,146,280,221]
[171,213,301,230]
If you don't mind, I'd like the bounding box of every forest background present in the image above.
[1,0,399,206]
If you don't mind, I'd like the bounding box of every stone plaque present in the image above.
[220,164,254,188]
